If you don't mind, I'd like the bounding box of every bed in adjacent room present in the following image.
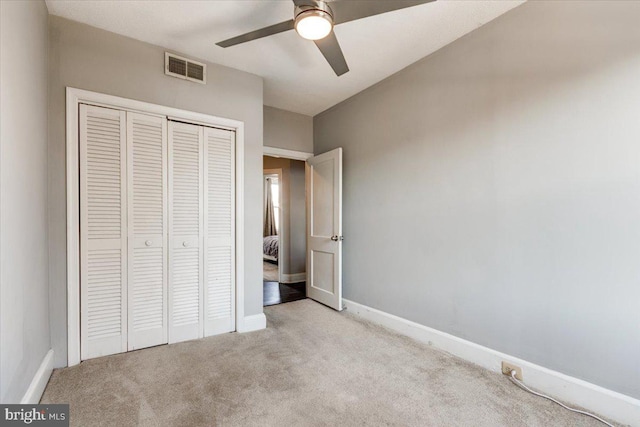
[263,235,279,262]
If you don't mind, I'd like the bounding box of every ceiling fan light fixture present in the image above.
[295,3,334,41]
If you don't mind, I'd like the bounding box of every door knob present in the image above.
[182,241,189,247]
[145,240,152,247]
[331,235,344,241]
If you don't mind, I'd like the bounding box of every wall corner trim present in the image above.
[342,299,640,427]
[20,349,54,404]
[238,313,267,333]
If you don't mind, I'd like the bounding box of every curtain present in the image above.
[264,177,277,237]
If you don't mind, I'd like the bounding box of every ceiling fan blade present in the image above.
[216,20,295,48]
[330,0,436,25]
[314,31,349,76]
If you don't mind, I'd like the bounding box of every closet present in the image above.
[79,104,235,361]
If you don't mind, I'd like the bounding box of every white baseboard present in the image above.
[20,349,54,404]
[238,313,267,333]
[281,272,306,284]
[342,299,640,427]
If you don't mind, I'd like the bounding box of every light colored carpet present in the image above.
[41,300,617,426]
[263,261,278,282]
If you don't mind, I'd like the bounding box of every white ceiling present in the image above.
[45,0,524,116]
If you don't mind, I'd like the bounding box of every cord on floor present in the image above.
[508,370,614,427]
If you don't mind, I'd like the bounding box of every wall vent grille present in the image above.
[165,52,206,84]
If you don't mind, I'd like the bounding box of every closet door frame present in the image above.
[66,87,250,367]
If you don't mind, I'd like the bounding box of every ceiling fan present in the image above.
[216,0,435,76]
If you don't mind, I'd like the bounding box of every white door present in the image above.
[203,127,236,336]
[126,112,168,350]
[168,121,204,343]
[80,104,128,360]
[306,148,343,311]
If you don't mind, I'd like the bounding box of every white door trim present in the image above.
[263,169,283,283]
[66,87,246,366]
[263,146,313,161]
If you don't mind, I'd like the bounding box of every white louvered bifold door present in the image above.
[204,127,236,336]
[80,104,127,360]
[126,112,168,351]
[168,121,204,343]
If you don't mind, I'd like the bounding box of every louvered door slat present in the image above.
[80,104,127,360]
[204,127,235,336]
[126,111,168,351]
[168,121,203,343]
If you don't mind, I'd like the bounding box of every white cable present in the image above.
[508,370,614,427]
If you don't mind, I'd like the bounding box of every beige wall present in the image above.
[314,1,640,399]
[264,106,313,153]
[48,16,265,368]
[0,0,51,402]
[263,156,306,276]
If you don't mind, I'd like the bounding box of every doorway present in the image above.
[263,169,281,282]
[262,149,310,306]
[261,146,343,311]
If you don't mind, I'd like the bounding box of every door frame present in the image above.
[263,169,284,283]
[263,146,313,162]
[263,146,313,285]
[66,87,246,366]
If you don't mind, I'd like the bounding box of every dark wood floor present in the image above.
[263,281,306,306]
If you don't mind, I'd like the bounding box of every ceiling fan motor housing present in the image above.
[295,1,334,21]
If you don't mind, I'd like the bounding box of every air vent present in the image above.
[165,52,206,84]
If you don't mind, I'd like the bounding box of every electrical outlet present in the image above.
[501,361,523,380]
